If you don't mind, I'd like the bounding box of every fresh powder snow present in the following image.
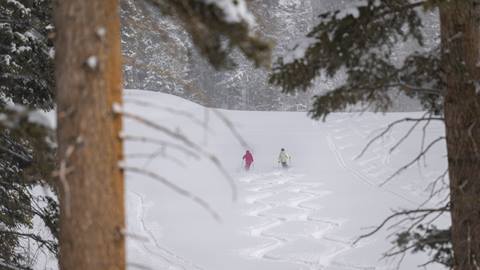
[123,90,449,270]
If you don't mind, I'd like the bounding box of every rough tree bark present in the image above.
[54,0,125,269]
[440,1,480,269]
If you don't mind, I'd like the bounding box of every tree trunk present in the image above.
[440,1,480,269]
[54,0,125,269]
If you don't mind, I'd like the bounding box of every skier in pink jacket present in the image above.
[242,150,254,171]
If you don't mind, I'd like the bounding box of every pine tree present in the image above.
[0,0,54,110]
[440,2,480,269]
[0,0,58,268]
[270,0,480,269]
[54,0,126,268]
[0,107,58,269]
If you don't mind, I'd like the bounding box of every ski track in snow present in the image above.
[324,117,424,206]
[236,115,438,270]
[238,171,364,270]
[122,98,447,270]
[128,191,206,270]
[326,134,417,206]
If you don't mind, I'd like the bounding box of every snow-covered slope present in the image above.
[124,90,449,270]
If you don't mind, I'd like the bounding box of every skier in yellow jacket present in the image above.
[278,148,291,168]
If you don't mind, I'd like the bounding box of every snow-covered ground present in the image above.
[124,90,449,270]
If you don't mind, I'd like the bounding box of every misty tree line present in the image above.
[1,0,479,270]
[121,0,313,111]
[121,0,425,112]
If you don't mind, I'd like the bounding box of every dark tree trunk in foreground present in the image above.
[54,0,125,269]
[440,1,480,269]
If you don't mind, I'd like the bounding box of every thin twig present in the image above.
[356,117,444,159]
[211,109,250,149]
[379,136,446,187]
[420,115,434,165]
[419,169,449,208]
[123,135,201,159]
[388,112,429,153]
[124,166,221,222]
[124,98,208,129]
[354,205,449,245]
[121,111,237,201]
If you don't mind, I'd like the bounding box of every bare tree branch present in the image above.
[356,117,444,159]
[395,80,444,96]
[211,109,250,149]
[123,135,201,159]
[132,147,187,168]
[419,169,449,208]
[121,111,237,201]
[123,98,208,129]
[420,116,434,166]
[354,205,449,245]
[380,136,446,187]
[388,112,429,153]
[124,166,221,222]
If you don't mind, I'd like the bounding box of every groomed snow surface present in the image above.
[124,90,449,270]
